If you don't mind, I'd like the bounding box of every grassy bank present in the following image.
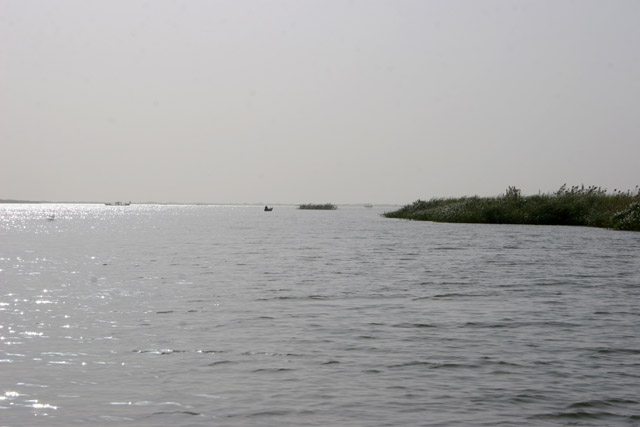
[384,185,640,231]
[299,203,337,210]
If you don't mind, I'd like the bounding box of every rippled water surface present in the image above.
[1,204,639,426]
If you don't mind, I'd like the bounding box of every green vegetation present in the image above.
[299,203,337,210]
[384,185,640,231]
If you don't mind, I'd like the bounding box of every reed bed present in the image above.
[384,185,640,231]
[298,203,337,210]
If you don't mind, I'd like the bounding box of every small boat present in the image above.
[46,214,55,221]
[264,206,273,211]
[105,201,131,206]
[364,204,373,208]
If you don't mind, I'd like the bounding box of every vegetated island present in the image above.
[384,185,640,232]
[299,203,337,210]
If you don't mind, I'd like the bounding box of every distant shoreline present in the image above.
[1,199,52,204]
[1,200,395,207]
[384,185,640,232]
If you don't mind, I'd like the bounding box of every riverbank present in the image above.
[384,185,640,231]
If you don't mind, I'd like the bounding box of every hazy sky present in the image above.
[2,0,639,204]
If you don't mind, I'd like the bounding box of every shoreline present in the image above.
[384,185,640,232]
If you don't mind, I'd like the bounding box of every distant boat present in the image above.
[364,204,373,208]
[46,214,55,221]
[105,201,131,206]
[264,206,273,212]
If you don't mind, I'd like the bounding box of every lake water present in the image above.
[1,204,639,426]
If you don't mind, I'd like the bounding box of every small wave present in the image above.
[257,295,329,301]
[507,393,553,403]
[251,368,295,373]
[433,293,487,299]
[464,322,509,328]
[568,398,638,409]
[132,349,186,355]
[479,358,521,367]
[595,347,640,355]
[240,351,304,357]
[131,348,214,356]
[541,320,581,327]
[133,348,225,355]
[42,352,87,357]
[152,411,201,416]
[464,320,579,329]
[530,411,624,421]
[433,293,467,298]
[206,360,235,366]
[246,410,292,417]
[387,361,470,369]
[392,323,437,328]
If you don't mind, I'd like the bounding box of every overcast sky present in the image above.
[2,0,639,204]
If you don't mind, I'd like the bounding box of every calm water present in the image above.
[1,204,639,426]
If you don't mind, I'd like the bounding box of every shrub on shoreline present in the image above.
[384,185,640,231]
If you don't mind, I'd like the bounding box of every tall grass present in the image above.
[384,185,640,231]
